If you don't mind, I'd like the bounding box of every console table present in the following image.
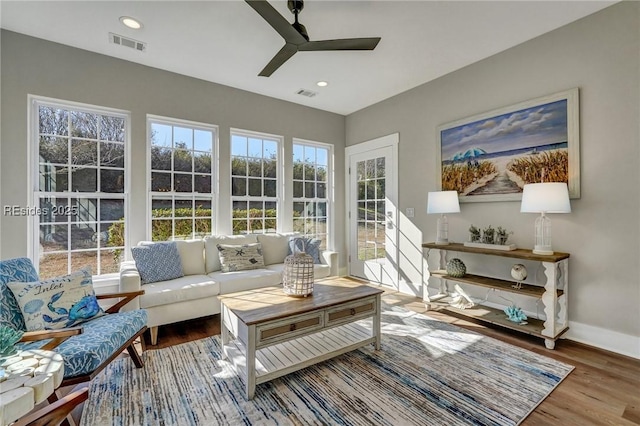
[422,242,570,349]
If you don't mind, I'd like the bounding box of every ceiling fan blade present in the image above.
[299,37,381,51]
[259,43,298,77]
[245,0,307,45]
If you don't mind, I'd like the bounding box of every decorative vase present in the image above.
[282,239,314,297]
[446,258,466,278]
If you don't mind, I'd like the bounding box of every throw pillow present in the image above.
[203,235,258,273]
[131,242,184,284]
[288,237,322,264]
[216,243,265,272]
[7,269,104,331]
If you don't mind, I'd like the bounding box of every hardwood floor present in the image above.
[71,290,639,426]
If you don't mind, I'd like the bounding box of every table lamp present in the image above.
[427,191,460,245]
[520,182,571,255]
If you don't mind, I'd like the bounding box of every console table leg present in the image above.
[545,339,556,350]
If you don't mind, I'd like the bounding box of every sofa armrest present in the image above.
[321,250,339,277]
[119,261,142,311]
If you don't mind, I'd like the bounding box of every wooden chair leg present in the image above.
[126,343,144,368]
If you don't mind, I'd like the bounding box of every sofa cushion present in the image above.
[138,275,220,309]
[288,237,322,264]
[217,243,265,272]
[266,263,331,280]
[18,309,147,379]
[7,269,104,331]
[0,257,39,331]
[257,233,298,266]
[174,240,206,275]
[204,235,258,273]
[131,242,184,284]
[208,268,282,294]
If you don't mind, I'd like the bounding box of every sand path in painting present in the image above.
[462,153,525,195]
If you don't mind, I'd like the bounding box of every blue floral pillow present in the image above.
[7,269,104,331]
[131,242,184,284]
[0,257,39,331]
[288,237,322,264]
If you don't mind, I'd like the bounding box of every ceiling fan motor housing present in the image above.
[288,0,304,14]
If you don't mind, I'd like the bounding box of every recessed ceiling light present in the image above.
[316,81,328,87]
[120,16,143,30]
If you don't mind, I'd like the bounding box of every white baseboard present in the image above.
[566,321,640,359]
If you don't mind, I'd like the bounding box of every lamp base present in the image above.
[533,246,554,255]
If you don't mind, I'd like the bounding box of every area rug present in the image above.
[80,304,573,426]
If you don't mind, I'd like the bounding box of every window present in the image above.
[231,131,280,234]
[33,98,128,279]
[148,116,217,241]
[293,141,331,249]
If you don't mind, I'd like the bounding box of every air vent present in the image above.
[109,32,146,52]
[296,89,318,98]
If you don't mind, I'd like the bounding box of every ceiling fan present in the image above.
[246,0,381,77]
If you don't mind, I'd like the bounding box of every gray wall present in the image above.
[346,2,639,350]
[1,30,346,267]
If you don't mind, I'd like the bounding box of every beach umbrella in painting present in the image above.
[462,147,487,159]
[452,152,465,161]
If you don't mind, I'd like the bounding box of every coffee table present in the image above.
[219,278,383,399]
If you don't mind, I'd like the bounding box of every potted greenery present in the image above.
[496,226,512,245]
[469,225,481,243]
[482,225,495,244]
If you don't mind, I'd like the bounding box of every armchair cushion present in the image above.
[7,269,104,331]
[0,257,40,331]
[131,242,184,284]
[17,309,147,379]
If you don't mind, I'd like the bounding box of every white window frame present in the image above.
[292,138,334,249]
[28,95,131,278]
[146,115,219,241]
[230,128,283,234]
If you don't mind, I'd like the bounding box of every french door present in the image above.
[346,134,398,288]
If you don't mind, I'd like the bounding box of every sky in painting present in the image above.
[441,99,568,160]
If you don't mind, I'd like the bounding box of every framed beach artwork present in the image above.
[436,88,580,203]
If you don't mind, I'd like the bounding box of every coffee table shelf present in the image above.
[224,322,373,383]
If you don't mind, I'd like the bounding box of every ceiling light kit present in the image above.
[246,0,381,77]
[120,16,143,30]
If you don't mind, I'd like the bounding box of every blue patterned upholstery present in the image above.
[288,237,322,264]
[17,309,147,379]
[0,257,39,331]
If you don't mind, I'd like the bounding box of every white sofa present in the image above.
[120,233,338,345]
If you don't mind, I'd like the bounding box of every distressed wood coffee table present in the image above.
[219,278,383,399]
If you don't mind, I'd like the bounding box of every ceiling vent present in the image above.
[109,32,146,52]
[296,89,318,98]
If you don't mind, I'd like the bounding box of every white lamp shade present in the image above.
[520,183,571,213]
[427,191,460,214]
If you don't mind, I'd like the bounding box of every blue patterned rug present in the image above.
[81,304,573,425]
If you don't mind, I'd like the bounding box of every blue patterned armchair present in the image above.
[0,257,148,388]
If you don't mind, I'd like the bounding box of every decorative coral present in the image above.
[504,306,528,324]
[0,325,23,358]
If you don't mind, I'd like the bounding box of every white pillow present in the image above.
[204,235,258,273]
[174,240,205,275]
[257,233,299,265]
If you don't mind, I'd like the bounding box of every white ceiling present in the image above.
[1,1,614,115]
